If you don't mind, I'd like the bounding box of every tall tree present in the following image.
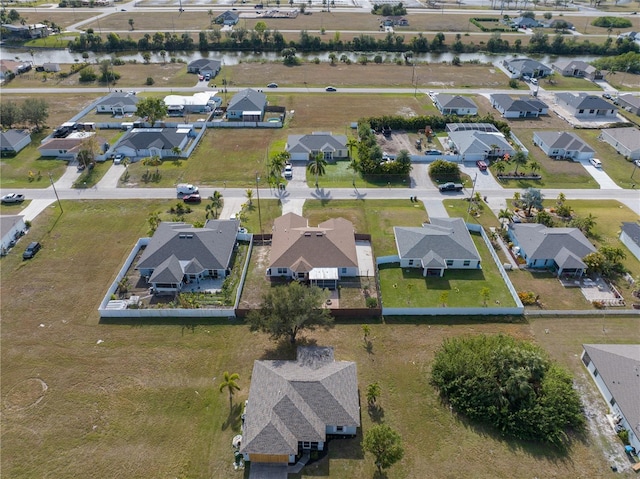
[21,98,49,130]
[512,151,528,174]
[218,371,240,410]
[246,282,333,344]
[307,152,327,189]
[498,208,513,227]
[245,188,254,206]
[135,97,167,126]
[0,101,21,129]
[363,424,405,474]
[346,137,358,158]
[521,188,544,216]
[128,18,135,30]
[206,190,223,219]
[366,382,381,406]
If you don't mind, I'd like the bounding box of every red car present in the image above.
[183,194,201,203]
[476,160,488,171]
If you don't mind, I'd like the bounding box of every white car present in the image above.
[1,193,25,204]
[283,164,293,179]
[530,78,538,85]
[589,158,602,168]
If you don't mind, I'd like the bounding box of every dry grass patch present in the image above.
[20,10,97,28]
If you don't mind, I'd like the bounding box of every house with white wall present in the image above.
[599,127,640,161]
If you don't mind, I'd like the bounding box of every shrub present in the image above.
[518,291,537,305]
[592,300,606,309]
[618,429,630,445]
[78,67,97,82]
[509,79,518,88]
[591,16,632,29]
[429,159,461,182]
[146,77,155,85]
[366,297,378,309]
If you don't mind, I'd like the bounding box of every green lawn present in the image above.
[574,129,639,189]
[378,232,516,308]
[303,199,428,256]
[310,161,412,189]
[508,269,593,310]
[540,75,601,91]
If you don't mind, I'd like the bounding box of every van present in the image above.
[176,184,199,196]
[589,158,602,168]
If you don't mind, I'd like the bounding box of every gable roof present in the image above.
[187,58,221,72]
[621,222,640,247]
[534,131,594,153]
[216,10,239,22]
[269,213,358,272]
[448,130,514,156]
[228,88,266,112]
[505,58,551,73]
[619,94,640,109]
[241,346,360,456]
[510,223,596,268]
[394,217,481,264]
[0,215,25,237]
[118,128,188,150]
[137,219,239,273]
[601,127,640,151]
[583,344,640,443]
[38,137,87,153]
[553,59,597,74]
[491,94,548,113]
[286,132,347,154]
[95,92,139,108]
[556,92,614,111]
[435,94,478,110]
[0,129,30,149]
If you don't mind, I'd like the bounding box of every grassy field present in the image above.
[2,199,636,478]
[539,74,601,91]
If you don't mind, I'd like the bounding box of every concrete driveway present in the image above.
[577,160,622,189]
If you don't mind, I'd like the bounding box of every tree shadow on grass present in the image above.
[373,471,389,479]
[221,401,243,432]
[368,404,385,423]
[260,336,318,360]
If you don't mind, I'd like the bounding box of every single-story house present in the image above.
[490,94,548,118]
[383,16,409,26]
[503,58,552,78]
[581,344,640,454]
[38,132,102,160]
[433,94,478,116]
[42,62,61,73]
[543,19,574,30]
[226,88,267,122]
[445,123,499,133]
[215,10,239,25]
[0,129,32,154]
[620,222,640,261]
[0,59,31,82]
[532,131,595,161]
[0,215,27,254]
[617,31,640,46]
[136,219,240,295]
[186,59,222,78]
[552,60,602,80]
[267,213,359,289]
[508,223,596,276]
[286,132,348,162]
[95,92,139,115]
[599,127,640,161]
[394,217,481,277]
[241,346,360,465]
[617,94,640,116]
[164,91,219,115]
[447,128,516,162]
[555,92,618,120]
[1,23,49,39]
[113,127,193,160]
[511,16,541,29]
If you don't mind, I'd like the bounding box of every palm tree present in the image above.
[557,192,566,205]
[219,371,240,410]
[512,151,528,174]
[171,146,181,158]
[528,160,541,174]
[307,152,327,189]
[498,208,513,228]
[346,137,358,158]
[245,188,254,206]
[366,382,381,406]
[207,190,223,219]
[160,50,167,64]
[494,161,506,176]
[128,18,135,30]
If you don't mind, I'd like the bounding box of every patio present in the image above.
[559,276,625,306]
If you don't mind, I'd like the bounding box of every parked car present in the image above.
[113,153,124,165]
[284,164,293,179]
[204,74,211,81]
[267,82,278,88]
[634,160,640,167]
[198,74,204,81]
[602,92,612,100]
[476,160,488,171]
[176,183,199,196]
[183,194,202,203]
[254,3,263,7]
[522,75,531,82]
[1,193,25,204]
[589,158,602,168]
[425,149,442,155]
[530,78,538,85]
[23,241,41,260]
[439,182,463,192]
[325,86,337,92]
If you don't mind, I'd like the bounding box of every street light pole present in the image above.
[48,173,63,213]
[255,172,263,240]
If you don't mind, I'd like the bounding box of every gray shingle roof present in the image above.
[95,92,139,108]
[148,254,184,283]
[619,94,640,109]
[601,127,640,151]
[556,92,614,111]
[0,129,30,149]
[269,213,358,272]
[491,94,548,113]
[510,224,596,268]
[583,344,640,444]
[241,346,360,456]
[187,58,221,72]
[448,130,514,156]
[0,215,24,237]
[436,94,478,110]
[534,131,594,153]
[621,222,640,247]
[118,128,188,150]
[394,218,481,264]
[228,88,266,112]
[553,59,597,74]
[286,132,347,155]
[137,219,239,273]
[505,58,550,74]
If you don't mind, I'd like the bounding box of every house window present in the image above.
[302,441,311,449]
[463,260,470,266]
[581,352,591,367]
[298,272,305,279]
[277,268,287,274]
[446,260,454,266]
[594,368,599,377]
[341,268,347,274]
[408,260,414,266]
[578,109,584,114]
[336,426,344,432]
[610,397,616,407]
[589,110,595,114]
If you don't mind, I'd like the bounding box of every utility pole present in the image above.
[255,172,263,240]
[49,173,63,213]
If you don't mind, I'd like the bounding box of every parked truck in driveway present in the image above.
[438,182,463,192]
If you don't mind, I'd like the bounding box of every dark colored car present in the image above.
[23,241,41,259]
[267,83,278,88]
[183,194,202,203]
[325,86,337,92]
